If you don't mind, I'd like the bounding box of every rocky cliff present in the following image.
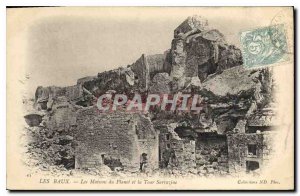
[25,15,273,173]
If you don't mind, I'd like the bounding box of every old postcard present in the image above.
[7,7,294,190]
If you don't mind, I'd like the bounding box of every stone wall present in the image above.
[130,54,168,92]
[227,125,276,174]
[45,96,77,131]
[75,107,158,170]
[195,133,228,176]
[158,124,196,171]
[227,132,265,173]
[136,113,160,168]
[261,132,275,166]
[176,139,196,171]
[158,124,229,175]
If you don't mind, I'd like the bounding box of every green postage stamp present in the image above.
[240,24,289,68]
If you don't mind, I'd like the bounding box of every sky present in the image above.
[19,7,285,95]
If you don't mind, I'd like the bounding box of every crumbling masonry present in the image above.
[24,15,276,175]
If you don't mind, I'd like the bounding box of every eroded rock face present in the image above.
[82,67,135,97]
[26,15,275,174]
[35,85,84,110]
[163,50,172,75]
[77,76,97,85]
[146,54,166,78]
[129,54,168,92]
[201,66,259,96]
[149,73,171,94]
[196,67,273,135]
[170,15,243,88]
[174,15,209,37]
[186,36,214,78]
[217,45,243,72]
[35,86,62,109]
[130,54,150,92]
[170,38,187,81]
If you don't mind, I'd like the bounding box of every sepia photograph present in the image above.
[6,6,294,190]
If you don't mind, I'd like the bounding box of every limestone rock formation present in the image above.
[24,15,275,175]
[201,66,259,96]
[129,53,169,92]
[149,73,171,94]
[174,15,209,37]
[170,15,243,89]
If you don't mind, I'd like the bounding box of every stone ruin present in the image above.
[24,15,276,176]
[75,108,159,171]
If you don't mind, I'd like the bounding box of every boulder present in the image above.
[201,66,259,96]
[174,15,209,37]
[24,114,43,127]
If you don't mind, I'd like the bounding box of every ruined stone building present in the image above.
[158,123,197,171]
[158,121,229,175]
[75,107,159,171]
[227,104,277,174]
[24,15,276,175]
[195,132,228,175]
[157,104,277,176]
